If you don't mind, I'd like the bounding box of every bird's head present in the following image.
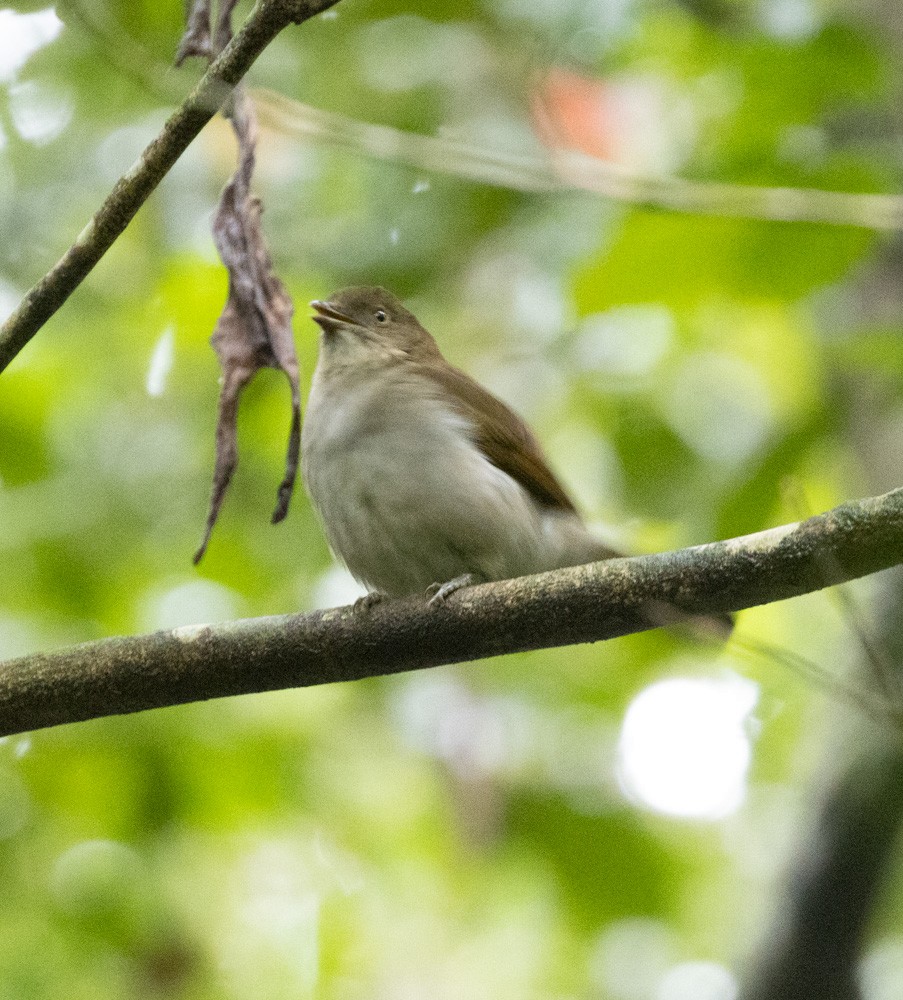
[310,286,438,366]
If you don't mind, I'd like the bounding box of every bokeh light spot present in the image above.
[141,579,244,631]
[0,8,62,83]
[657,960,738,1000]
[50,840,143,917]
[617,675,758,819]
[146,326,175,398]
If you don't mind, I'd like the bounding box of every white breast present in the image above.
[301,363,551,597]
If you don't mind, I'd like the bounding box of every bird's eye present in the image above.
[375,310,387,323]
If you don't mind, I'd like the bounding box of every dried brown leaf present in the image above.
[214,0,241,54]
[186,0,302,564]
[175,0,213,66]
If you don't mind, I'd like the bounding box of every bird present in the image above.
[302,286,730,635]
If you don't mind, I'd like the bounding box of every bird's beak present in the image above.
[310,300,355,332]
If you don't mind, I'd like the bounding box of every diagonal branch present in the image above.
[0,0,340,376]
[48,11,903,235]
[1,487,902,738]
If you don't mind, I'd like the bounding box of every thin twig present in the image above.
[6,0,898,381]
[782,478,903,709]
[1,487,902,737]
[732,636,903,731]
[58,11,903,237]
[9,4,899,381]
[255,89,903,231]
[0,0,340,375]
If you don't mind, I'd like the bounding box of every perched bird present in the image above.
[302,286,729,634]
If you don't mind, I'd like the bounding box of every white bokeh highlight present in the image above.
[310,563,367,609]
[0,8,63,83]
[146,326,175,398]
[141,579,244,632]
[576,306,674,380]
[860,937,903,1000]
[617,674,759,819]
[9,78,72,145]
[663,352,773,465]
[0,278,21,323]
[657,961,738,1000]
[590,918,677,1000]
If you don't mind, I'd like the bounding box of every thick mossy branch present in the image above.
[0,0,340,375]
[1,487,902,737]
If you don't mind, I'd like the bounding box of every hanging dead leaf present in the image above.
[175,0,212,66]
[177,0,302,564]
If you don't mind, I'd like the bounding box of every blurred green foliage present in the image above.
[1,0,903,997]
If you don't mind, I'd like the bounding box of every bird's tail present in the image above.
[546,515,734,642]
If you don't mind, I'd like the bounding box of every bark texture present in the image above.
[1,487,901,737]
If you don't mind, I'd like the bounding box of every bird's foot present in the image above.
[426,574,477,607]
[354,591,388,612]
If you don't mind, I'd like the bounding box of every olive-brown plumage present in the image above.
[302,286,620,603]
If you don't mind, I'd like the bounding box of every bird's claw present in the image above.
[426,574,477,607]
[354,591,387,612]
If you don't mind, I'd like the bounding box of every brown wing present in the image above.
[422,362,578,513]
